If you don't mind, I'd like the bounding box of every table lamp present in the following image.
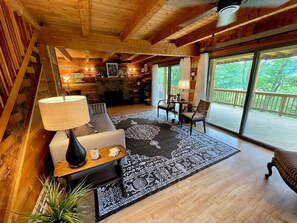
[38,95,90,168]
[178,79,190,101]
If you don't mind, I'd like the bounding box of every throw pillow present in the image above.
[74,124,97,137]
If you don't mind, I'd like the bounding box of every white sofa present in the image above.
[49,103,126,166]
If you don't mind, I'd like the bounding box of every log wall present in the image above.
[0,1,57,222]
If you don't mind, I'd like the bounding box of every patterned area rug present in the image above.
[95,111,239,221]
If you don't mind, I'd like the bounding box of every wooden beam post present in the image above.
[120,0,167,41]
[102,52,115,63]
[38,27,200,57]
[151,5,215,44]
[175,1,297,47]
[55,47,72,62]
[78,0,89,36]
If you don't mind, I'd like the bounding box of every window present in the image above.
[207,45,297,152]
[157,65,180,100]
[208,53,254,132]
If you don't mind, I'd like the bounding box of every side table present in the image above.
[173,100,190,124]
[54,144,127,197]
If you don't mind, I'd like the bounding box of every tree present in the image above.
[256,57,297,93]
[213,60,252,90]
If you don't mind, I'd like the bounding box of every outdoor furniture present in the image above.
[180,100,211,135]
[265,148,297,193]
[157,94,176,120]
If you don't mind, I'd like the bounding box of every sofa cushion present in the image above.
[89,113,115,133]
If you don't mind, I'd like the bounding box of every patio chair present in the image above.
[180,100,211,135]
[157,94,176,120]
[265,148,297,193]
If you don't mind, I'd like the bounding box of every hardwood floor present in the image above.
[84,104,297,223]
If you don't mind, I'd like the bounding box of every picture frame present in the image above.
[106,62,119,78]
[70,73,85,82]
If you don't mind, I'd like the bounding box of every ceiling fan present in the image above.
[168,0,289,27]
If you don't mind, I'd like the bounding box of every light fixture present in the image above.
[85,67,89,71]
[90,67,94,71]
[178,79,190,101]
[217,0,240,27]
[190,72,196,80]
[38,96,90,168]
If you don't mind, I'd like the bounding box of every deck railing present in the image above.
[211,88,297,117]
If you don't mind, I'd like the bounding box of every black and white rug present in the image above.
[95,111,239,221]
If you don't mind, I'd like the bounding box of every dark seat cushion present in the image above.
[274,149,297,188]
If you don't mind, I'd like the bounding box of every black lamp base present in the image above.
[66,129,87,169]
[68,159,87,169]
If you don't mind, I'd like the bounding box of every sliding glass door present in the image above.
[157,65,180,100]
[207,45,297,152]
[208,53,254,133]
[243,46,297,151]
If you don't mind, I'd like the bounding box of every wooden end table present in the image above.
[173,100,190,124]
[54,144,127,197]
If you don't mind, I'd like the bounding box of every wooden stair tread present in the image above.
[26,66,34,74]
[9,112,22,125]
[30,56,37,63]
[21,79,31,88]
[16,93,27,104]
[0,134,15,155]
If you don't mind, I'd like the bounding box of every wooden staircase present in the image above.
[0,1,44,222]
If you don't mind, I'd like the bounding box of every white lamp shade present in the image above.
[38,96,90,131]
[178,79,190,90]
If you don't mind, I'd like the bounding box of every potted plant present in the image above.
[25,178,92,223]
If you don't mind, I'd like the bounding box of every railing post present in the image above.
[233,92,239,107]
[279,96,288,116]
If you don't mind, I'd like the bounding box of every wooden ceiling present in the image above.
[8,0,297,63]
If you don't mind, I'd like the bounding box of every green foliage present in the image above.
[25,178,92,223]
[213,56,297,94]
[256,57,297,93]
[214,60,252,90]
[171,65,180,86]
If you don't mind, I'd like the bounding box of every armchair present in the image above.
[157,94,176,120]
[180,100,211,135]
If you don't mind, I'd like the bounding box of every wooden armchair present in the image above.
[180,100,211,135]
[265,148,297,193]
[157,94,176,120]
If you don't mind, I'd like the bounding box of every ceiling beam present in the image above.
[3,0,40,30]
[151,4,215,44]
[132,55,157,64]
[78,0,89,36]
[149,56,180,64]
[38,27,200,57]
[55,47,72,62]
[175,0,297,47]
[120,0,167,41]
[85,50,89,62]
[102,52,116,63]
[121,54,139,61]
[200,7,297,51]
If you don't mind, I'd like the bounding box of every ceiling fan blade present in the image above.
[241,0,289,7]
[217,11,237,27]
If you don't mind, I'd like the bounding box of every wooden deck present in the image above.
[208,103,297,152]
